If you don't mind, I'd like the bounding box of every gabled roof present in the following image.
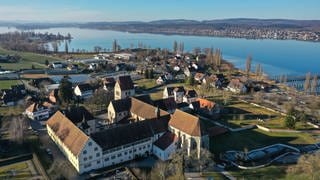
[91,118,168,151]
[47,111,89,156]
[194,72,205,80]
[110,98,131,112]
[173,86,185,93]
[153,97,177,112]
[185,90,197,98]
[103,77,116,86]
[76,83,93,92]
[26,102,47,113]
[169,109,201,137]
[130,97,169,120]
[197,98,216,109]
[65,106,94,124]
[154,132,178,150]
[117,76,134,90]
[164,87,175,96]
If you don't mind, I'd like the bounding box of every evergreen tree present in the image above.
[58,76,73,105]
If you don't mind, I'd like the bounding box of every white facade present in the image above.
[107,103,129,123]
[173,91,184,103]
[74,86,93,99]
[114,83,135,100]
[153,142,177,161]
[25,108,49,120]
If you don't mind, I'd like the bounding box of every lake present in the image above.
[0,26,319,76]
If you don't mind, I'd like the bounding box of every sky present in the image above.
[0,0,319,22]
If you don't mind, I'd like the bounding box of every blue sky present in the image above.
[0,0,319,22]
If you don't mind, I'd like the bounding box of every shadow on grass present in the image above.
[210,129,298,156]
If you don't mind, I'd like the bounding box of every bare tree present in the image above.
[173,41,178,53]
[311,74,318,95]
[304,72,311,94]
[9,115,28,144]
[246,55,252,77]
[286,152,320,179]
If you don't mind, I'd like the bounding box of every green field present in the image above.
[0,48,63,70]
[210,129,316,155]
[135,79,158,90]
[0,80,22,89]
[0,161,33,179]
[229,165,288,180]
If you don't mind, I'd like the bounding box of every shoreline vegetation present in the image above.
[1,18,320,43]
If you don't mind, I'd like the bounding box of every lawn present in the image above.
[0,106,25,116]
[201,172,228,180]
[210,129,316,155]
[135,79,158,90]
[0,161,33,179]
[0,80,22,89]
[0,47,63,70]
[228,165,288,180]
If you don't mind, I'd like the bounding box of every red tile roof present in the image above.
[169,110,201,137]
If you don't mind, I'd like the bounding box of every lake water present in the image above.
[0,26,319,76]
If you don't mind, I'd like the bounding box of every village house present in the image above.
[0,89,15,106]
[49,89,59,104]
[194,72,206,84]
[183,90,198,104]
[227,78,248,94]
[197,98,220,116]
[102,77,116,92]
[173,86,186,103]
[114,53,136,61]
[163,86,175,99]
[114,76,135,100]
[24,102,50,120]
[153,97,177,114]
[107,98,131,123]
[202,74,225,89]
[74,83,94,100]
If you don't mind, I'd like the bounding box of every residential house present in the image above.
[203,74,225,88]
[108,98,131,123]
[114,76,135,100]
[168,110,209,158]
[173,86,185,103]
[25,102,50,120]
[194,73,206,84]
[102,77,116,92]
[74,83,94,100]
[163,87,175,99]
[183,90,198,104]
[114,53,136,61]
[49,89,59,104]
[197,98,220,116]
[1,89,16,106]
[153,97,177,114]
[227,79,247,94]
